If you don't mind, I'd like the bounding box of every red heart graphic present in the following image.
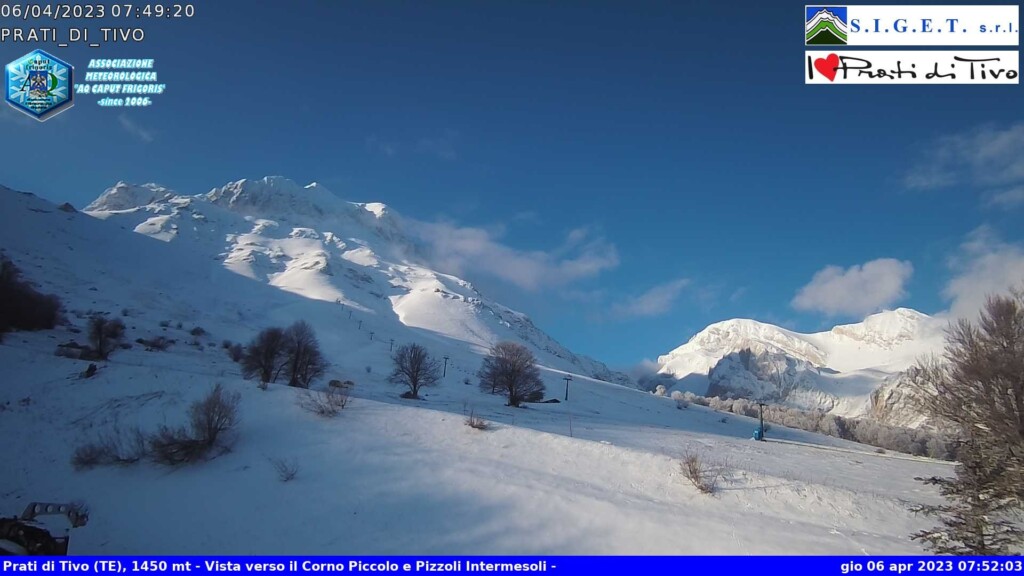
[814,53,840,81]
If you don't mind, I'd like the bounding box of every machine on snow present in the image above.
[0,503,89,555]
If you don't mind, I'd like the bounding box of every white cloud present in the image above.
[118,114,154,143]
[791,258,914,317]
[611,278,691,319]
[987,186,1024,208]
[905,124,1024,209]
[943,226,1024,320]
[410,220,618,291]
[628,358,663,381]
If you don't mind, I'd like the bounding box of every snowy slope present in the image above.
[656,309,945,423]
[0,183,953,554]
[83,177,630,386]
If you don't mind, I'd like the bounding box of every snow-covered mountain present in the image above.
[80,177,630,386]
[654,309,946,425]
[0,182,954,554]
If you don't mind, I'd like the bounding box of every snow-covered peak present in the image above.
[655,308,944,424]
[362,202,390,219]
[660,318,828,373]
[204,176,351,221]
[660,309,940,380]
[830,308,940,348]
[84,182,175,212]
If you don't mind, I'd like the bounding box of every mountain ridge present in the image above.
[654,308,945,425]
[79,177,632,387]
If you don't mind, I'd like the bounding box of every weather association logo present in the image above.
[806,6,849,45]
[5,49,74,122]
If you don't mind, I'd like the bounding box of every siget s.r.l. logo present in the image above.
[5,49,75,122]
[806,6,849,45]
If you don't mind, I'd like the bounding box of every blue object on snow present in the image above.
[753,427,763,441]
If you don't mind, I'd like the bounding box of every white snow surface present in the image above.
[656,310,946,423]
[0,184,953,554]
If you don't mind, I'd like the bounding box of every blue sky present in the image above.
[2,1,1023,368]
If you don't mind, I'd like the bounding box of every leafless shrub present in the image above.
[465,410,489,430]
[136,335,171,351]
[149,384,240,466]
[71,426,147,470]
[680,450,727,495]
[88,316,126,359]
[55,341,92,360]
[270,457,299,482]
[147,426,207,466]
[298,387,349,417]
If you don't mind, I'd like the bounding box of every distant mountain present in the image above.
[653,309,945,426]
[82,177,631,386]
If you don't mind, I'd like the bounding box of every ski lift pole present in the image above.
[756,402,767,441]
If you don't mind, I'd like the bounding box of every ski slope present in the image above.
[0,184,953,554]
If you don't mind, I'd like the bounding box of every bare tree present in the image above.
[282,321,328,388]
[388,343,440,399]
[477,341,545,407]
[909,288,1024,553]
[241,327,288,384]
[88,316,125,360]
